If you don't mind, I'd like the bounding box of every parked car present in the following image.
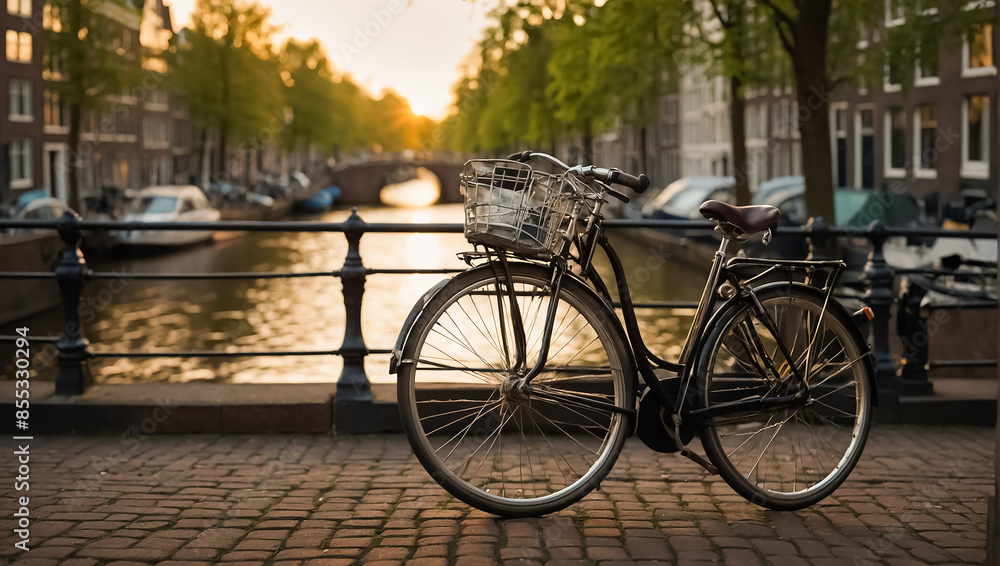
[747,184,924,262]
[635,177,736,250]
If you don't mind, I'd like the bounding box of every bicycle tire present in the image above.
[397,262,634,517]
[696,284,873,510]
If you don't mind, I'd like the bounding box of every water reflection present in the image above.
[4,204,705,384]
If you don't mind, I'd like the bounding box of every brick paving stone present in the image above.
[0,426,990,565]
[722,548,762,565]
[165,548,219,561]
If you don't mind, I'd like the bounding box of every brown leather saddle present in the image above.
[699,200,780,237]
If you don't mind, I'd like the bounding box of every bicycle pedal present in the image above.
[681,449,719,475]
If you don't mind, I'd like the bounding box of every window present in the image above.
[856,107,876,188]
[43,49,65,80]
[915,104,937,176]
[962,95,990,178]
[916,36,939,85]
[8,79,32,120]
[885,0,905,25]
[7,0,30,16]
[885,107,906,177]
[860,108,874,130]
[9,139,33,187]
[964,24,995,76]
[885,52,903,91]
[143,116,171,149]
[662,94,679,145]
[43,3,64,32]
[773,100,789,137]
[832,105,848,187]
[44,88,67,129]
[5,30,32,63]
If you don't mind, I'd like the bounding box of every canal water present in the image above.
[6,204,707,385]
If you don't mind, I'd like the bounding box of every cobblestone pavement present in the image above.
[0,425,992,565]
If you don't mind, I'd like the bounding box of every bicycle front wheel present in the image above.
[397,262,633,517]
[697,284,872,510]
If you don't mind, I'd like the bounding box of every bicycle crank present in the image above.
[636,383,696,454]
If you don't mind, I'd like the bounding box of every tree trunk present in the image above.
[199,128,212,189]
[582,121,594,165]
[639,126,649,176]
[67,103,82,213]
[244,148,252,186]
[791,0,836,222]
[218,42,231,183]
[730,75,750,205]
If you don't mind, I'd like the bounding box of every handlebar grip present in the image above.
[608,170,651,193]
[506,150,533,163]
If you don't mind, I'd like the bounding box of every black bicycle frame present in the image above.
[486,217,848,427]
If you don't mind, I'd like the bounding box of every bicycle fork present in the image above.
[490,251,566,389]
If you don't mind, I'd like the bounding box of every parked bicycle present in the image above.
[391,151,876,518]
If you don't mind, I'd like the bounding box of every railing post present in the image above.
[896,276,933,394]
[54,211,92,395]
[336,208,372,421]
[863,220,900,419]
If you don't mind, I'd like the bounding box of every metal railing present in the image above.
[0,210,995,429]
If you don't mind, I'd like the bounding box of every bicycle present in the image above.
[390,151,876,518]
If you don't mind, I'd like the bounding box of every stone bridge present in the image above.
[332,161,465,206]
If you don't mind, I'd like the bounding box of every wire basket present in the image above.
[461,160,580,257]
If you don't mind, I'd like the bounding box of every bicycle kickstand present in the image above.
[674,423,718,474]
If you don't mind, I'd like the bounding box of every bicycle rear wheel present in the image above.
[697,284,872,510]
[397,262,633,517]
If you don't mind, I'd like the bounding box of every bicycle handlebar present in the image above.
[506,150,650,194]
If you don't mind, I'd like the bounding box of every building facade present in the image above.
[1,0,45,203]
[744,4,997,212]
[584,3,996,216]
[1,0,194,210]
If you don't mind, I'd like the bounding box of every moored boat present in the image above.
[114,186,221,248]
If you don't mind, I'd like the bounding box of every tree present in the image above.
[586,0,680,176]
[441,1,584,156]
[47,0,143,211]
[281,39,337,156]
[757,0,992,220]
[751,0,836,221]
[172,0,284,183]
[547,10,607,164]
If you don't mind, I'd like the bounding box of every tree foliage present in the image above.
[165,0,438,180]
[171,0,283,172]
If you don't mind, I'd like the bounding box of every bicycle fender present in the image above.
[389,276,453,374]
[693,282,878,406]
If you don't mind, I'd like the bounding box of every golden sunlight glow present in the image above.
[403,233,443,268]
[404,90,450,120]
[168,0,490,124]
[380,167,441,208]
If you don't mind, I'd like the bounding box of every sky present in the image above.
[166,0,493,119]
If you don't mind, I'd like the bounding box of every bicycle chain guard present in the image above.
[637,380,697,453]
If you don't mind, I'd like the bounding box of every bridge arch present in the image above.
[332,161,465,206]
